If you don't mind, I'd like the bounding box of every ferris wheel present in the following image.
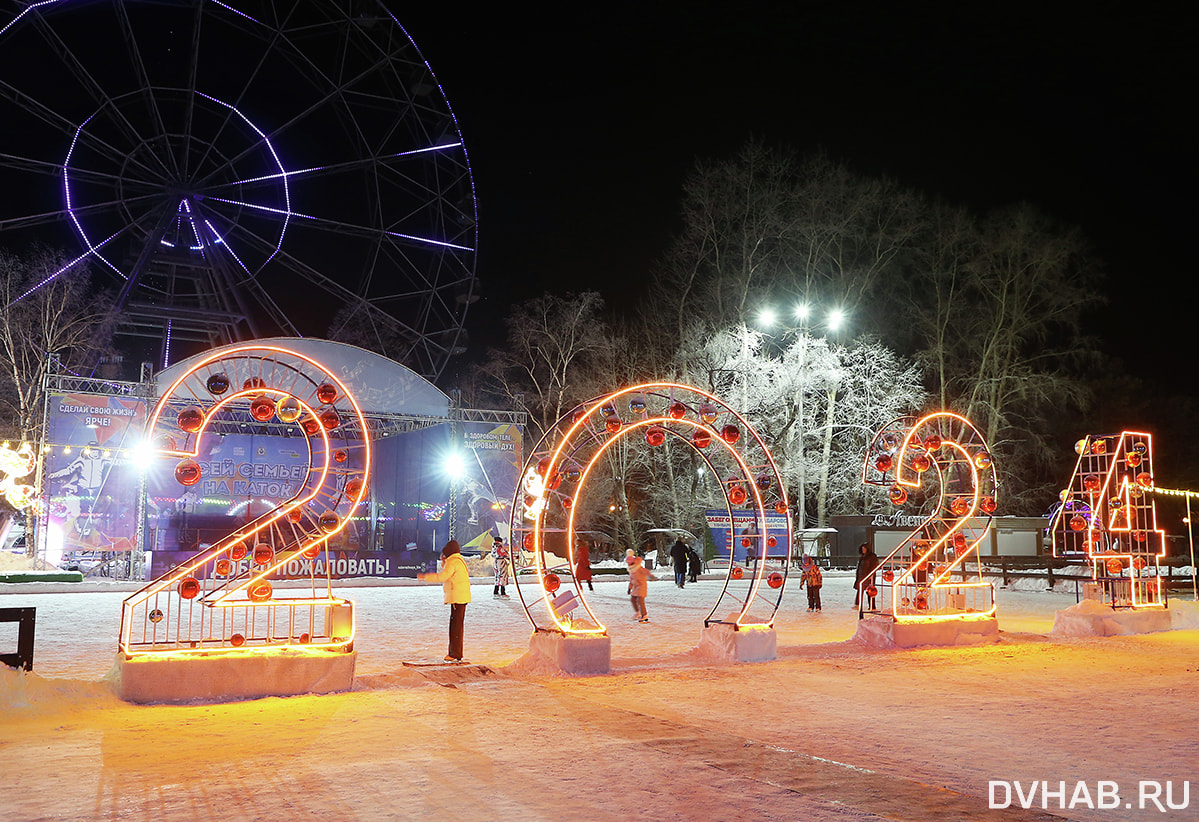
[0,0,477,382]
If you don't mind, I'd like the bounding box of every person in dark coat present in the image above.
[670,537,689,588]
[574,539,593,591]
[687,547,702,583]
[854,542,880,609]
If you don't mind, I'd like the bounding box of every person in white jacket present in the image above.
[417,540,472,662]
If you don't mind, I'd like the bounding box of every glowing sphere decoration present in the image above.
[601,403,617,418]
[1109,497,1125,510]
[605,416,622,434]
[1133,442,1148,456]
[1133,530,1148,543]
[628,398,646,414]
[889,485,908,505]
[767,572,784,589]
[866,584,878,598]
[334,449,348,463]
[755,473,772,491]
[277,397,303,423]
[1059,489,1070,502]
[924,434,942,451]
[174,459,202,486]
[980,496,997,514]
[248,581,273,603]
[561,496,573,510]
[288,508,304,523]
[253,543,274,565]
[882,570,894,582]
[178,577,201,599]
[1136,472,1152,487]
[880,433,899,452]
[914,590,929,610]
[345,478,364,497]
[1105,558,1123,576]
[699,404,719,424]
[544,573,560,593]
[316,383,339,404]
[572,408,587,424]
[524,533,535,550]
[564,465,581,482]
[537,457,552,476]
[741,537,752,548]
[250,395,277,421]
[229,542,248,561]
[205,373,230,395]
[243,377,266,391]
[875,454,893,473]
[177,406,204,433]
[668,401,687,419]
[767,536,777,548]
[148,609,164,624]
[912,454,931,473]
[692,429,712,448]
[1129,484,1144,499]
[973,450,992,469]
[215,558,233,576]
[728,485,748,505]
[230,634,246,647]
[720,424,741,445]
[1125,452,1142,467]
[731,566,744,580]
[950,497,971,516]
[1091,440,1107,455]
[1069,514,1087,531]
[155,434,178,451]
[301,417,320,436]
[1083,474,1102,492]
[774,501,788,515]
[953,533,968,552]
[645,426,666,447]
[1074,438,1088,455]
[1133,556,1148,570]
[302,544,321,560]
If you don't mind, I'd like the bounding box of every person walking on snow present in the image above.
[492,536,510,598]
[670,537,689,588]
[417,540,472,662]
[800,554,823,612]
[853,542,880,610]
[574,539,594,591]
[626,549,657,622]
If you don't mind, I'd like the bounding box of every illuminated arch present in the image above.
[861,412,998,621]
[508,383,791,636]
[118,343,370,656]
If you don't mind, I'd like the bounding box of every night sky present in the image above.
[399,5,1193,384]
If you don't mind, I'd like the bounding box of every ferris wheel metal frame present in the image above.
[0,0,477,381]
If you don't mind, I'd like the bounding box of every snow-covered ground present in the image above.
[3,572,1198,821]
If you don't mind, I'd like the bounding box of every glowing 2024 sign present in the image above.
[118,344,369,657]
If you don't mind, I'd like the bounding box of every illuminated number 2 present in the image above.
[119,344,369,656]
[862,412,998,620]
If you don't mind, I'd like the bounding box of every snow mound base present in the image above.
[1051,599,1173,636]
[854,614,1000,649]
[691,622,777,663]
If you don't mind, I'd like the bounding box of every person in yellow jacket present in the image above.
[417,540,472,662]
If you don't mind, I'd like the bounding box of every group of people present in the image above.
[417,535,885,664]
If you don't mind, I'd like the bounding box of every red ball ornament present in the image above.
[668,401,687,419]
[699,404,719,424]
[318,510,340,532]
[1083,474,1102,492]
[767,572,784,589]
[973,451,993,470]
[889,485,908,505]
[882,570,894,582]
[334,449,348,463]
[250,395,277,422]
[875,454,894,473]
[544,573,561,592]
[288,507,304,523]
[215,558,233,576]
[537,457,552,476]
[645,426,666,447]
[1105,557,1123,576]
[866,584,878,598]
[230,633,246,647]
[301,417,321,436]
[691,429,712,449]
[755,473,772,491]
[774,501,788,515]
[175,459,201,486]
[229,542,248,561]
[767,536,777,548]
[1133,530,1148,543]
[1091,439,1108,455]
[720,424,741,445]
[177,406,204,433]
[178,577,201,599]
[1136,472,1152,487]
[741,537,752,548]
[728,485,748,506]
[950,497,971,516]
[248,581,273,603]
[253,543,274,565]
[912,454,931,473]
[1132,556,1148,570]
[345,478,364,497]
[980,497,997,514]
[316,383,339,405]
[243,377,267,391]
[298,633,310,644]
[1069,514,1088,531]
[523,533,536,550]
[561,496,573,510]
[302,543,321,560]
[731,566,744,580]
[914,590,929,610]
[605,416,622,434]
[923,434,942,451]
[1125,452,1142,467]
[319,408,340,430]
[953,533,968,552]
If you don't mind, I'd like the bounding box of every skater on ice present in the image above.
[801,554,823,612]
[492,536,510,599]
[626,549,657,623]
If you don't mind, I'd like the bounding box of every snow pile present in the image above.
[854,614,999,648]
[0,667,122,716]
[1051,598,1173,636]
